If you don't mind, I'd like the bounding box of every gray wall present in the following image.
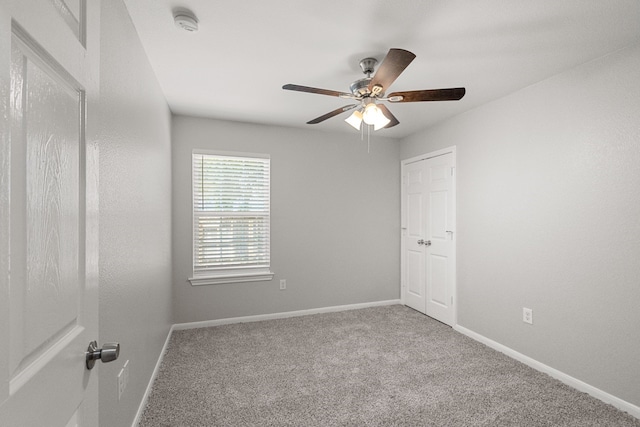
[95,1,639,420]
[97,1,172,426]
[401,43,640,407]
[172,116,401,323]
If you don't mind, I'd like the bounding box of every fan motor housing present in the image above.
[349,78,371,96]
[349,78,385,97]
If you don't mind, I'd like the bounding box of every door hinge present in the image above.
[451,167,455,176]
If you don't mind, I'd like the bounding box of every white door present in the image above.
[0,1,100,426]
[424,153,455,325]
[402,151,456,326]
[403,159,428,312]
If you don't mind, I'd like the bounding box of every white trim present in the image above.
[191,152,271,280]
[133,301,639,424]
[189,271,275,286]
[191,148,270,160]
[451,149,457,326]
[172,299,401,330]
[402,146,456,165]
[454,324,640,420]
[131,325,173,427]
[133,300,400,424]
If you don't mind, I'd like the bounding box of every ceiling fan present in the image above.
[283,48,466,131]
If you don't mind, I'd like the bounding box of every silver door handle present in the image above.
[86,341,120,370]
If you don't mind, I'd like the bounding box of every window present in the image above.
[189,151,273,285]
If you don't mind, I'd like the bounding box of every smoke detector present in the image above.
[174,11,198,32]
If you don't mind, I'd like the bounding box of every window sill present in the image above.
[188,271,275,286]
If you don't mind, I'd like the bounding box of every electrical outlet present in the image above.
[279,279,286,290]
[523,307,533,325]
[117,368,125,400]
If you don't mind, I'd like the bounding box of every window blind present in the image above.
[192,153,270,275]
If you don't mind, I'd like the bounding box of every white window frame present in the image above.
[188,150,274,286]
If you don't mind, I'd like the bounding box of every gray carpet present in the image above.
[139,305,640,426]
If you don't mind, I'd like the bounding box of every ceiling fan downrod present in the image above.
[349,57,381,97]
[359,57,377,77]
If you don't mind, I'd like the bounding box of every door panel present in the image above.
[428,254,448,306]
[406,250,424,300]
[50,0,85,43]
[429,191,447,239]
[0,0,99,425]
[10,33,83,377]
[407,193,423,237]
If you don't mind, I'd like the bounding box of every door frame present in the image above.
[401,146,457,325]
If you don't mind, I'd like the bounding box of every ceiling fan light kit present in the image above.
[345,110,363,130]
[363,102,390,128]
[282,48,466,132]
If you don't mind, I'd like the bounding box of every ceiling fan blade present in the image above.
[307,104,359,124]
[368,48,416,93]
[387,87,466,102]
[378,104,399,128]
[283,84,351,98]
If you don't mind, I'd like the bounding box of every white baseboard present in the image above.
[133,299,401,425]
[134,302,640,424]
[131,326,173,427]
[454,324,640,420]
[172,299,402,331]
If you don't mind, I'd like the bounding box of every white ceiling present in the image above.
[122,0,640,139]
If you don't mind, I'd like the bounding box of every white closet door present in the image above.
[424,153,455,325]
[402,151,456,326]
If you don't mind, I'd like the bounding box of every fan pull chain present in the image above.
[367,124,371,154]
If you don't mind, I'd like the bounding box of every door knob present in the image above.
[417,239,424,245]
[86,341,120,370]
[417,239,431,246]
